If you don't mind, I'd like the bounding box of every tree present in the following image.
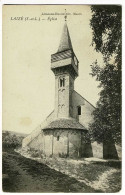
[89,5,121,144]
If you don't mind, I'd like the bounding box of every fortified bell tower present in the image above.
[51,20,79,119]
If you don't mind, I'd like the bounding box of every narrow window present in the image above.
[78,106,81,115]
[60,79,62,87]
[60,78,65,87]
[57,136,59,141]
[62,78,65,87]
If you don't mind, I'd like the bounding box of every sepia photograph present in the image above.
[2,4,122,193]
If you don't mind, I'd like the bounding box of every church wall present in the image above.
[53,130,67,157]
[79,101,94,129]
[72,90,94,129]
[43,129,69,157]
[22,110,55,148]
[44,134,53,156]
[55,74,70,118]
[28,132,44,151]
[41,129,93,158]
[69,75,74,117]
[22,125,42,148]
[55,73,74,118]
[68,130,83,158]
[72,90,85,119]
[55,75,58,118]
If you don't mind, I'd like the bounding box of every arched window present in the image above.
[78,106,81,115]
[59,78,65,87]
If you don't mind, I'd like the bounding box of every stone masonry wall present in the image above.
[72,90,95,129]
[28,129,93,158]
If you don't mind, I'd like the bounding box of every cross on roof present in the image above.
[64,9,67,22]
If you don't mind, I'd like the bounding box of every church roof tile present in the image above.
[43,118,87,130]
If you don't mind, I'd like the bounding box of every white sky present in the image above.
[2,5,103,134]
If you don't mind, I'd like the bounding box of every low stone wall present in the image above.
[91,142,103,159]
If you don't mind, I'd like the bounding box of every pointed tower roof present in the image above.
[57,22,73,53]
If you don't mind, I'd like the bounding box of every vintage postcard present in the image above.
[2,4,121,192]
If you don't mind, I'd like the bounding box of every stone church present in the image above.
[22,21,119,159]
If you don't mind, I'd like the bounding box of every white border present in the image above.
[0,1,124,195]
[0,0,124,5]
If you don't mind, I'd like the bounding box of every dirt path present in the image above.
[90,168,118,192]
[2,149,99,193]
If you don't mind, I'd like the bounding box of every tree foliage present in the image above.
[89,5,121,144]
[2,131,24,148]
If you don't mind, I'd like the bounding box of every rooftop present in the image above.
[43,118,87,131]
[57,22,73,53]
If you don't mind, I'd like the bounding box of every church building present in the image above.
[22,21,119,160]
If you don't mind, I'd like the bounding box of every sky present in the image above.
[3,5,103,134]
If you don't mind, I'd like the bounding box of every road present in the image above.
[2,148,98,192]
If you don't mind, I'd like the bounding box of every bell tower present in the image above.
[51,21,79,119]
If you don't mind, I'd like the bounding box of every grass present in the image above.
[18,147,121,192]
[3,147,100,192]
[107,169,121,192]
